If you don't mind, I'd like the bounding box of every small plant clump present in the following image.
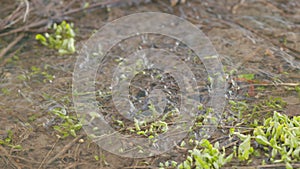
[231,131,255,162]
[253,111,300,169]
[0,130,22,149]
[177,139,233,169]
[36,21,76,54]
[158,111,300,169]
[29,65,55,83]
[122,118,169,143]
[51,107,82,138]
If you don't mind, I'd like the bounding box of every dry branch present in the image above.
[0,33,24,59]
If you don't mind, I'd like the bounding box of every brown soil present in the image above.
[0,0,299,169]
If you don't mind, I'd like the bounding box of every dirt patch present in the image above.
[0,0,299,168]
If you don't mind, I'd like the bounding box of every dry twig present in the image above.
[0,33,24,59]
[45,134,84,166]
[0,145,22,169]
[38,137,60,169]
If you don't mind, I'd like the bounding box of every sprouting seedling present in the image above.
[51,107,82,138]
[36,21,76,54]
[0,130,22,149]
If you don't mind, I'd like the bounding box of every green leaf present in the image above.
[68,38,76,53]
[134,118,141,131]
[180,141,186,147]
[10,144,22,149]
[94,155,99,161]
[238,74,255,80]
[271,148,278,158]
[238,134,253,161]
[292,147,300,158]
[253,126,266,136]
[35,34,48,46]
[171,160,177,167]
[224,153,233,163]
[234,132,248,140]
[255,135,270,146]
[5,137,11,143]
[58,49,68,55]
[74,123,82,130]
[53,126,62,133]
[286,162,293,169]
[0,139,5,145]
[137,131,147,136]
